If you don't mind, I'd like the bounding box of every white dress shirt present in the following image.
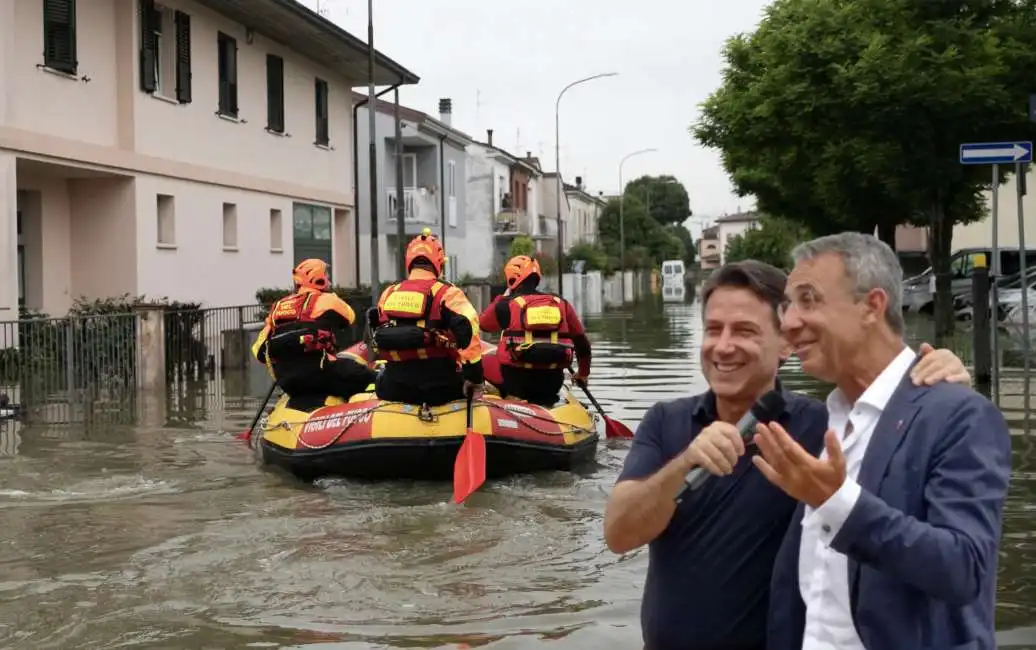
[798,345,916,650]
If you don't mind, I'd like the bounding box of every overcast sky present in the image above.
[302,0,768,230]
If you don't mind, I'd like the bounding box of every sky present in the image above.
[300,0,770,237]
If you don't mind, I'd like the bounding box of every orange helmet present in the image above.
[405,228,446,276]
[504,255,541,289]
[292,258,330,291]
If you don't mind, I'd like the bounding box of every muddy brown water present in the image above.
[3,296,1036,649]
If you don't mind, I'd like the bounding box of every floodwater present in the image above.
[3,293,1036,649]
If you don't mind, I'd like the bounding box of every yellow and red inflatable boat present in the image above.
[257,341,599,481]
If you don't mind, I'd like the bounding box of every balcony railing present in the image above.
[387,188,438,225]
[494,208,535,235]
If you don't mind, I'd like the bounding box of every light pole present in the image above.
[366,0,380,305]
[554,72,618,298]
[619,148,657,302]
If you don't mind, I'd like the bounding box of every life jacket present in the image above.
[374,278,457,362]
[499,293,574,369]
[265,292,337,360]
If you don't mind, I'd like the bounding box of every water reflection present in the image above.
[0,295,1035,648]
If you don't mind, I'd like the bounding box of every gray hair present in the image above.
[791,232,905,334]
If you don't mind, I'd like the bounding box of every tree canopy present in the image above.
[597,196,686,269]
[623,175,692,226]
[724,216,811,271]
[693,0,1036,337]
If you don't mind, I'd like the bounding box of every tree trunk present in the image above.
[928,201,955,344]
[877,221,897,251]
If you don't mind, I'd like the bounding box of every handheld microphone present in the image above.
[674,390,786,503]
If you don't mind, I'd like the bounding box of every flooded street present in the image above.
[3,295,1036,649]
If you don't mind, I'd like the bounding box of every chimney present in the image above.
[438,98,452,126]
[526,151,532,158]
[575,176,583,189]
[487,128,494,146]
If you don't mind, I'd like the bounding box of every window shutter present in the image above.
[43,0,77,74]
[138,0,156,93]
[315,79,329,145]
[266,55,284,132]
[174,11,192,104]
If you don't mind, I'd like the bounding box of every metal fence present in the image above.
[165,304,265,384]
[0,304,268,422]
[0,311,141,424]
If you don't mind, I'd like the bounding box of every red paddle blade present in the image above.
[452,430,487,503]
[234,430,251,441]
[604,416,634,439]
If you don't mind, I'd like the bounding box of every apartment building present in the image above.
[465,130,547,277]
[0,0,417,317]
[564,177,605,245]
[353,95,472,285]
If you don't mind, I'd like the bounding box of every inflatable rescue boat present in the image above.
[256,341,599,481]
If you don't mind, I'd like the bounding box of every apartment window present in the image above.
[314,78,329,146]
[156,194,175,246]
[448,161,456,197]
[266,55,285,133]
[139,1,191,103]
[270,208,283,251]
[399,153,417,187]
[222,202,238,250]
[217,32,238,117]
[43,0,77,74]
[293,203,332,274]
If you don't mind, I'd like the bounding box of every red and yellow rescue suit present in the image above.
[479,288,591,406]
[370,268,484,406]
[251,289,377,403]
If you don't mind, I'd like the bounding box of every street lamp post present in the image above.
[619,148,657,302]
[554,72,618,298]
[366,0,380,305]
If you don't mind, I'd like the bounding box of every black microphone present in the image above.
[674,390,786,503]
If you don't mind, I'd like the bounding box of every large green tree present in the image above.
[624,175,692,227]
[693,0,1036,339]
[597,196,686,269]
[725,216,811,271]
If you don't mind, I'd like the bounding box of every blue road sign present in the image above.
[960,141,1033,165]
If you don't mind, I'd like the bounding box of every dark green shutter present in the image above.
[266,55,284,132]
[138,0,156,93]
[174,11,192,104]
[43,0,77,74]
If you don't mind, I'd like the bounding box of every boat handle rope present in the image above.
[292,397,596,450]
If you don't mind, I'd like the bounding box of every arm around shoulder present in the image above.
[830,392,1011,605]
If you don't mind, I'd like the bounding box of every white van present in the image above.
[661,259,685,284]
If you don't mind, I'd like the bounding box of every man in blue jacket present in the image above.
[755,233,1010,650]
[603,258,973,650]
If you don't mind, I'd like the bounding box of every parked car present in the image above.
[903,247,1036,314]
[955,269,1036,321]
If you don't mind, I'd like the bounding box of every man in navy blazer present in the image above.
[752,233,1011,650]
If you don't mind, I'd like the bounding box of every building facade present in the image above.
[564,177,605,245]
[353,95,471,286]
[463,130,547,278]
[698,224,720,270]
[1,0,417,317]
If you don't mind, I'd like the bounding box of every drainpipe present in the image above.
[394,86,405,279]
[439,132,447,251]
[351,83,399,287]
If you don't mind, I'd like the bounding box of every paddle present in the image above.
[452,390,486,504]
[570,374,634,439]
[235,380,278,442]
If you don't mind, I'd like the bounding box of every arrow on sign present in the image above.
[960,141,1033,165]
[961,143,1030,162]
